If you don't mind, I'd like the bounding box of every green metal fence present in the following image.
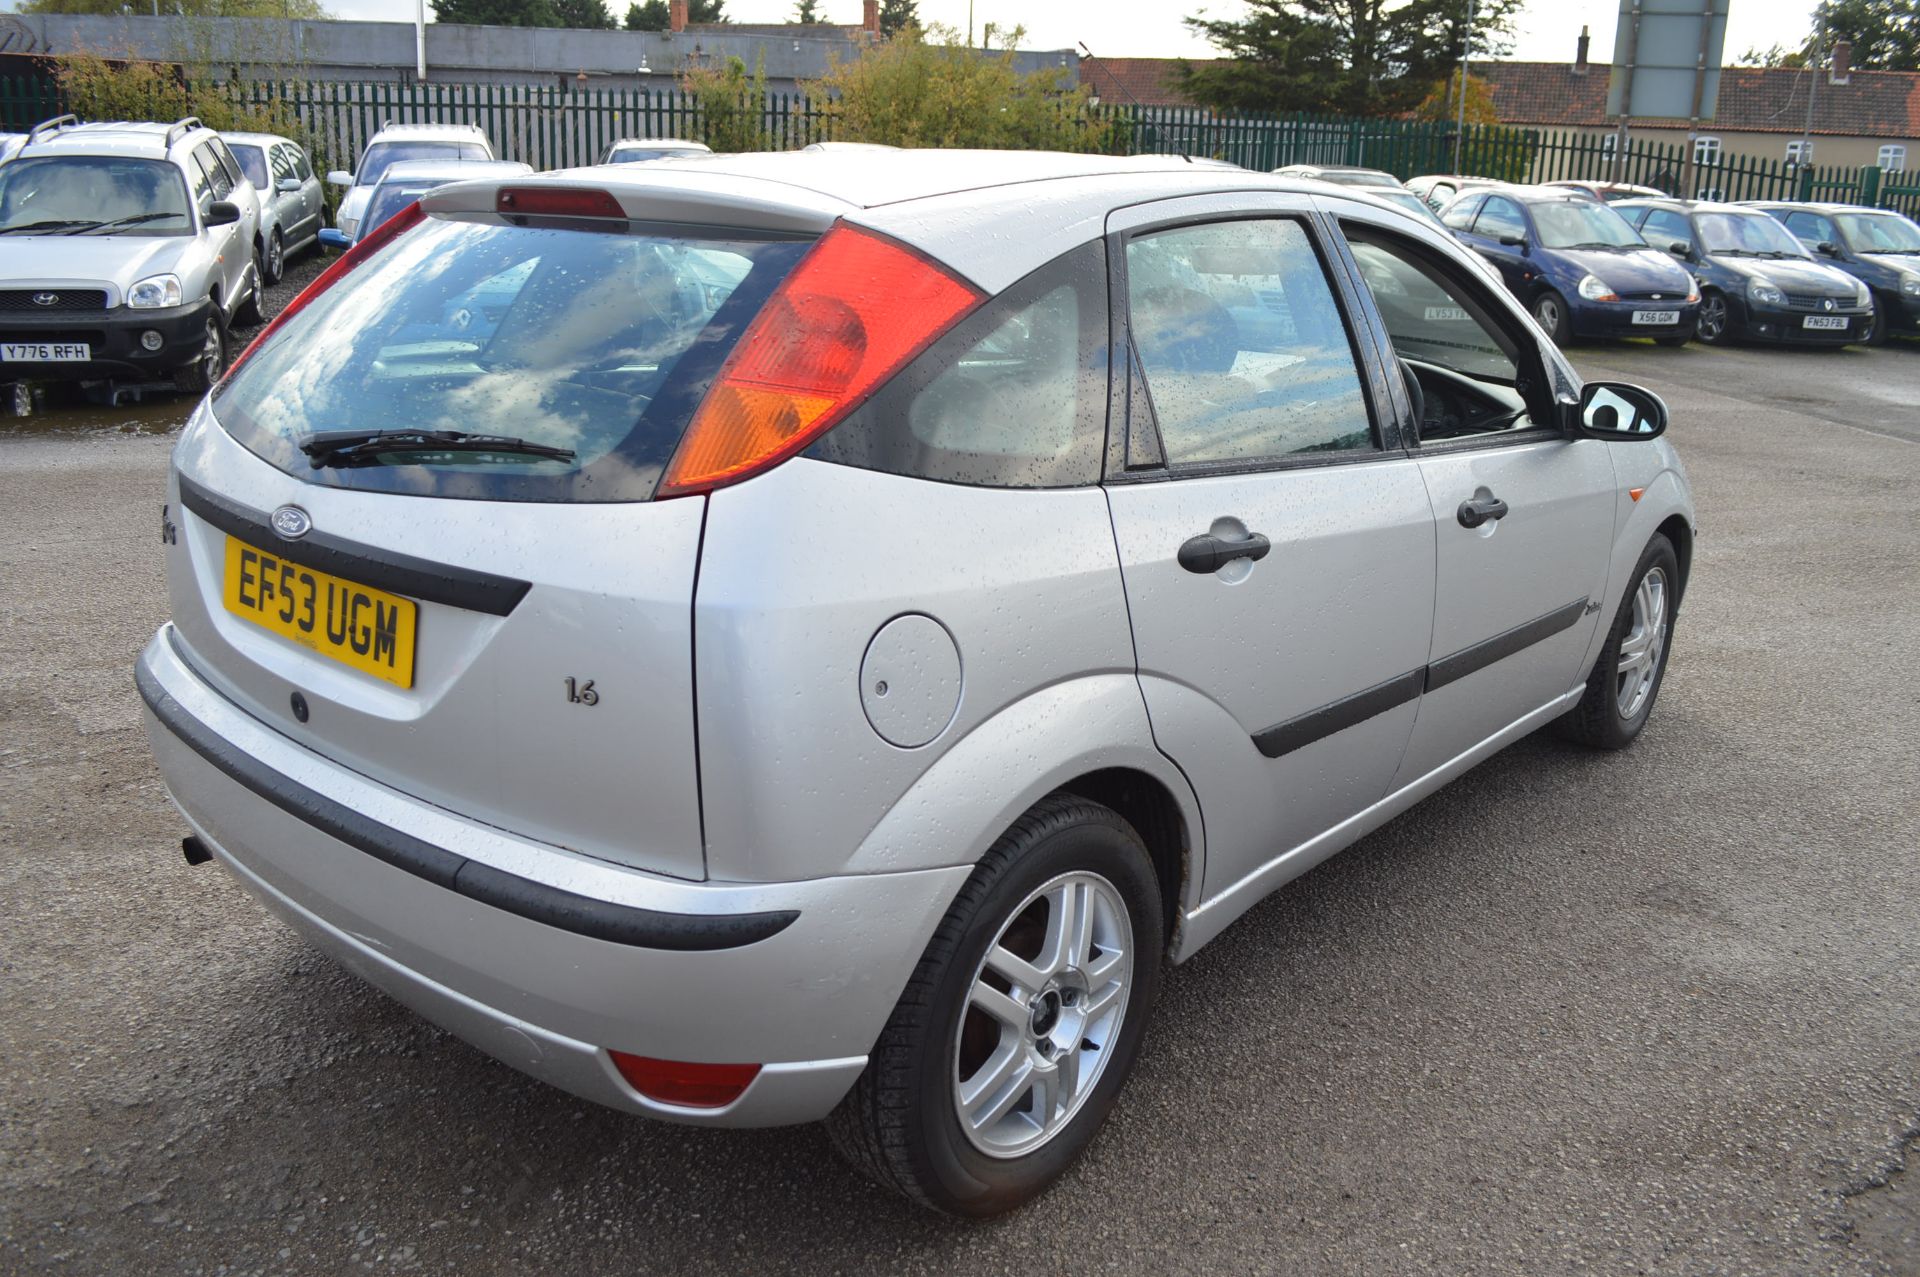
[3,72,1915,218]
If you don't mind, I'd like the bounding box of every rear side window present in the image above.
[1125,218,1373,466]
[1473,196,1527,241]
[807,240,1108,488]
[1440,193,1482,229]
[212,214,811,502]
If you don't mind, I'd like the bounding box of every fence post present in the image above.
[1859,164,1882,205]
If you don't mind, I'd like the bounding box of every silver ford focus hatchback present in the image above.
[139,150,1694,1216]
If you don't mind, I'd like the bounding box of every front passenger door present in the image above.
[1101,196,1437,908]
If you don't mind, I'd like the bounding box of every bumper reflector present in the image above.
[609,1051,761,1108]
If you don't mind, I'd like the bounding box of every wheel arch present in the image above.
[1055,767,1193,956]
[1657,512,1694,608]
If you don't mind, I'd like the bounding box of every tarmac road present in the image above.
[1,326,1916,1275]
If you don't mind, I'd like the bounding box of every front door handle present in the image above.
[1179,530,1271,574]
[1456,493,1510,528]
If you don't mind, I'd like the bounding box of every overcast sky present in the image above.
[109,0,1832,65]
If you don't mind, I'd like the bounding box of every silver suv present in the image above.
[138,153,1694,1216]
[0,115,262,392]
[323,121,492,247]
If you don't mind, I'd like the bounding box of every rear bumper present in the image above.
[0,300,212,381]
[137,626,969,1126]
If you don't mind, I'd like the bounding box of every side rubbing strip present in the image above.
[136,659,797,952]
[1424,598,1589,693]
[1249,598,1591,756]
[176,474,532,617]
[1253,668,1425,759]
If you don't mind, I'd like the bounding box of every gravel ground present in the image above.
[0,321,1915,1275]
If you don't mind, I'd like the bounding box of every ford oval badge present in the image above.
[271,505,312,540]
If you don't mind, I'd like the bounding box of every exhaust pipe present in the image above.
[181,836,212,866]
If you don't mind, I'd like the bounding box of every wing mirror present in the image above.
[1816,240,1842,258]
[1668,240,1693,259]
[1571,382,1668,440]
[326,170,353,187]
[275,176,302,194]
[203,200,241,227]
[1497,233,1528,249]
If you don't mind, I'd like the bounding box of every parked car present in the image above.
[1406,173,1506,211]
[1545,179,1668,203]
[1614,198,1870,345]
[138,152,1693,1218]
[599,138,712,165]
[1442,184,1698,345]
[1353,183,1442,223]
[1746,200,1920,344]
[0,114,261,393]
[344,158,534,248]
[1272,163,1401,187]
[220,131,325,286]
[323,121,493,248]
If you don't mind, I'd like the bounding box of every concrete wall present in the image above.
[0,13,1079,95]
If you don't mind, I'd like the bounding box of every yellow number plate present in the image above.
[222,537,418,688]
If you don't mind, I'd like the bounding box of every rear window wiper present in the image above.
[300,429,576,468]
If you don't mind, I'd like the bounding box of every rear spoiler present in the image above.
[417,171,846,236]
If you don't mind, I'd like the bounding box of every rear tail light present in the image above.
[657,224,984,497]
[608,1051,761,1108]
[222,200,427,385]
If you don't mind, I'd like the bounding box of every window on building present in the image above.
[1694,136,1722,167]
[1786,139,1813,167]
[1879,144,1907,173]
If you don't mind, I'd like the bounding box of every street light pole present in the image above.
[1452,0,1475,174]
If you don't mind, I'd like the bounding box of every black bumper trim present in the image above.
[1424,597,1589,693]
[176,473,531,617]
[136,652,797,952]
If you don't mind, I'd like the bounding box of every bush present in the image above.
[811,25,1115,153]
[680,55,772,153]
[51,50,312,153]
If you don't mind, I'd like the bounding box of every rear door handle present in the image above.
[1179,530,1272,574]
[1456,493,1510,528]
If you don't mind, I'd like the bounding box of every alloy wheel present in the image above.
[952,870,1134,1159]
[1697,295,1727,342]
[1534,295,1561,333]
[267,232,285,283]
[1615,566,1669,720]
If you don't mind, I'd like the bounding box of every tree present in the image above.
[680,55,770,151]
[431,0,558,24]
[794,0,824,22]
[1410,68,1495,124]
[1179,0,1524,117]
[1811,0,1920,71]
[878,0,918,37]
[811,24,1115,152]
[552,0,615,27]
[1736,43,1810,68]
[18,0,328,13]
[623,0,725,27]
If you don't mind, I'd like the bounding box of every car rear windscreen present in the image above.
[212,213,813,502]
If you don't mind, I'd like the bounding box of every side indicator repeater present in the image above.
[1629,487,1645,502]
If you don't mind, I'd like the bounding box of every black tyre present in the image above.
[1556,534,1679,750]
[259,229,285,286]
[827,793,1164,1217]
[171,313,228,395]
[1863,295,1890,347]
[1532,289,1572,345]
[1692,290,1731,345]
[232,276,264,329]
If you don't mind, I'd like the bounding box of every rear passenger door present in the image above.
[1101,193,1437,906]
[1460,194,1533,293]
[191,143,248,313]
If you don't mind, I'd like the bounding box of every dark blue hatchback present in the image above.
[1441,186,1699,345]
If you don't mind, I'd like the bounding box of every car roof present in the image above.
[1496,184,1612,205]
[220,131,296,148]
[568,147,1299,210]
[369,122,488,143]
[607,138,711,151]
[378,158,532,183]
[18,120,211,160]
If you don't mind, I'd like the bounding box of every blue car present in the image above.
[1440,185,1699,345]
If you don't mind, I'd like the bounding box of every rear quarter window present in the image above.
[212,213,811,502]
[807,240,1108,488]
